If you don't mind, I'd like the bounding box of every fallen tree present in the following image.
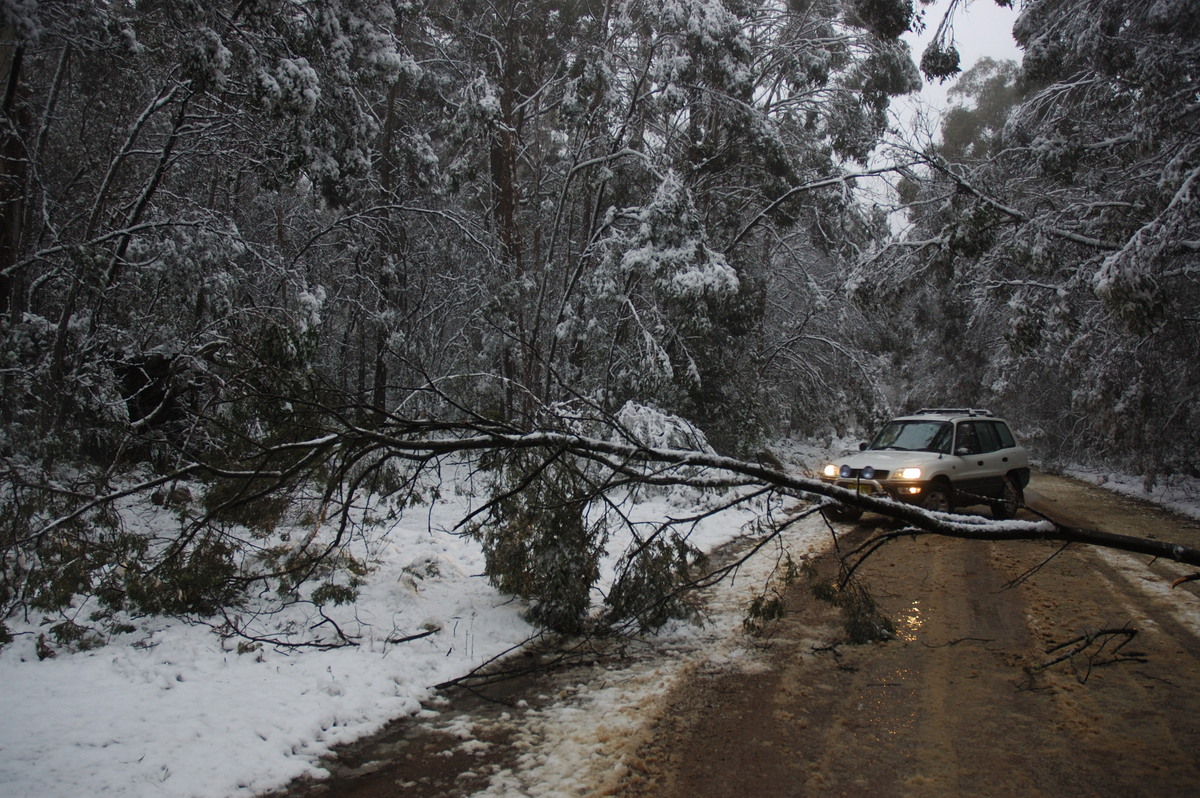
[5,401,1200,650]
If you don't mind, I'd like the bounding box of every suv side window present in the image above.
[957,420,1001,454]
[976,421,1001,453]
[955,422,982,455]
[930,423,953,454]
[991,421,1016,450]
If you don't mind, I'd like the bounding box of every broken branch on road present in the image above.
[1037,627,1146,683]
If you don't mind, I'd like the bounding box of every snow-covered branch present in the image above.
[228,416,1200,571]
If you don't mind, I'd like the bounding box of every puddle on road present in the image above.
[895,600,924,642]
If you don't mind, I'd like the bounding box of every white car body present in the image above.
[819,408,1030,519]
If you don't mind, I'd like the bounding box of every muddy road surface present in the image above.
[280,473,1200,797]
[624,473,1200,796]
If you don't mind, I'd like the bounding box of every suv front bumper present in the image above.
[820,477,929,504]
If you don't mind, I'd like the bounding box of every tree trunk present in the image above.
[0,30,25,322]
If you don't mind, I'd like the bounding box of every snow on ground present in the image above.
[1092,546,1200,639]
[5,433,1198,798]
[469,510,830,798]
[0,442,830,798]
[0,475,539,798]
[1061,467,1200,520]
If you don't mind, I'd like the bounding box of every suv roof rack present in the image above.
[914,407,994,417]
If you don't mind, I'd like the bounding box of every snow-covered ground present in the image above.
[0,471,541,797]
[0,440,829,798]
[1061,467,1200,521]
[4,436,1199,798]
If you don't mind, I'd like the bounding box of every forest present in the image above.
[1,0,1198,645]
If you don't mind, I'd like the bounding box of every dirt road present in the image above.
[280,473,1200,797]
[621,473,1200,796]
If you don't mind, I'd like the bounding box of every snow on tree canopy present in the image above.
[0,0,40,43]
[259,57,321,115]
[297,286,327,334]
[617,173,740,300]
[613,401,716,454]
[185,28,233,92]
[646,0,755,94]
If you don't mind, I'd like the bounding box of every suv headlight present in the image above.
[822,464,838,478]
[898,467,922,480]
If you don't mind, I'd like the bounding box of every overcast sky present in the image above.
[902,0,1023,112]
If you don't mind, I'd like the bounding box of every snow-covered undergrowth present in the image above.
[8,427,1193,798]
[0,461,535,797]
[0,441,829,798]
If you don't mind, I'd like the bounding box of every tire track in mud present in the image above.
[621,473,1200,797]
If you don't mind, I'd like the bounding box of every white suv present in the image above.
[819,409,1030,520]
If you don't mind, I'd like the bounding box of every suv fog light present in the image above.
[907,486,922,495]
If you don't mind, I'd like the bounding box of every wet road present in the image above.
[276,472,1200,797]
[621,472,1200,796]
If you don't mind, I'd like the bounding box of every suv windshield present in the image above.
[869,420,952,453]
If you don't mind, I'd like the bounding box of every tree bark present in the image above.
[0,30,25,322]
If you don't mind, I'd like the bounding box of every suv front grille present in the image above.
[840,468,891,480]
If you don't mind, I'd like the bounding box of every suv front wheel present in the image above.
[923,482,953,513]
[823,501,863,522]
[990,477,1023,521]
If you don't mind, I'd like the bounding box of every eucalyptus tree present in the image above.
[861,0,1200,477]
[851,57,1027,416]
[0,1,424,452]
[1004,0,1200,476]
[410,0,922,629]
[2,0,927,639]
[0,0,460,633]
[420,0,920,448]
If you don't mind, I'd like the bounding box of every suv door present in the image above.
[987,420,1028,487]
[953,420,1008,499]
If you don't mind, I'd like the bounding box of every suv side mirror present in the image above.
[859,441,869,451]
